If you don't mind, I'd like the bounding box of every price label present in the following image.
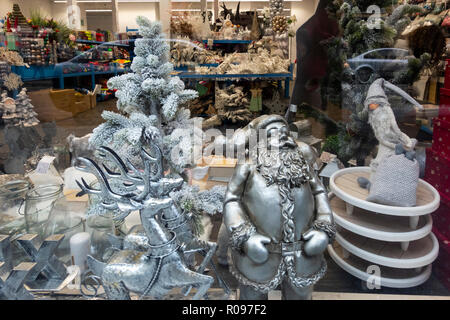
[36,156,56,174]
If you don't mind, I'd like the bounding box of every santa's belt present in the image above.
[265,240,303,254]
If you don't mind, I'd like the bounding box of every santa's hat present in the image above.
[247,114,287,132]
[364,78,422,110]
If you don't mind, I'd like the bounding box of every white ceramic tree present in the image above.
[15,88,39,127]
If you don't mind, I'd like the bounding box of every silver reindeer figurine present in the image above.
[96,144,229,295]
[75,142,214,300]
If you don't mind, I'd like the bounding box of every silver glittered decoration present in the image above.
[76,140,214,300]
[0,261,36,300]
[15,234,68,282]
[0,235,13,275]
[90,143,229,295]
[1,234,78,296]
[223,114,335,300]
[0,235,35,300]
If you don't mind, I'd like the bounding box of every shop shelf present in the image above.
[336,228,439,269]
[176,72,292,79]
[328,243,433,289]
[11,65,57,81]
[75,39,131,47]
[328,166,440,288]
[330,195,433,242]
[201,39,253,44]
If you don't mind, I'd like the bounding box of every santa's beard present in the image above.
[256,144,312,188]
[255,140,313,245]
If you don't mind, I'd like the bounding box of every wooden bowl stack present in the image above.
[327,166,441,288]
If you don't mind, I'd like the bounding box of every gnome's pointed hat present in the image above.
[364,78,423,110]
[365,78,388,105]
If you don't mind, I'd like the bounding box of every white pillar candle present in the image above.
[70,232,91,273]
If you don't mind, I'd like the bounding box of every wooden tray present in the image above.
[330,167,440,217]
[330,195,432,242]
[336,229,439,269]
[328,243,432,288]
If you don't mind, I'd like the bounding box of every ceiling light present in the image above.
[85,9,113,12]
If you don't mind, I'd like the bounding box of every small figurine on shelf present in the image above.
[220,15,235,39]
[66,133,94,166]
[223,114,335,300]
[0,91,18,126]
[249,88,262,112]
[0,89,40,127]
[250,10,261,40]
[14,88,39,127]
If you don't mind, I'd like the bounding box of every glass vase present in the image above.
[24,184,63,236]
[86,212,115,262]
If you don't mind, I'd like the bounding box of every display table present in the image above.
[327,167,440,288]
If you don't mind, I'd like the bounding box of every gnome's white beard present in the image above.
[368,104,411,180]
[368,105,402,146]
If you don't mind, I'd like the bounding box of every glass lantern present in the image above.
[24,184,63,236]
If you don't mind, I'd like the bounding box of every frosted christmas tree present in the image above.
[87,16,226,230]
[90,16,202,173]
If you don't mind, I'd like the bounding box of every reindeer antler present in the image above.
[98,146,143,183]
[97,146,144,193]
[75,144,174,216]
[144,141,163,182]
[75,157,140,212]
[97,142,163,195]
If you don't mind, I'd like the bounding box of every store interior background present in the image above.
[0,0,327,147]
[0,0,318,35]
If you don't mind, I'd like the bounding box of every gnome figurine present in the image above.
[362,78,422,184]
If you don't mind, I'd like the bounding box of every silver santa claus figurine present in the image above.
[223,114,336,300]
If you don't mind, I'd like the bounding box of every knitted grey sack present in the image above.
[366,153,419,207]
